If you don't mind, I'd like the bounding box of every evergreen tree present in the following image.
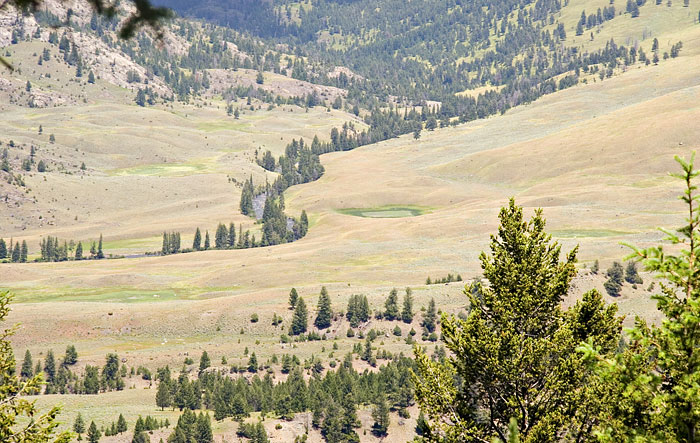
[156,379,172,410]
[204,231,210,250]
[289,288,298,309]
[384,288,399,320]
[162,233,169,255]
[421,298,437,334]
[63,345,78,365]
[192,228,201,251]
[135,88,146,106]
[132,431,150,443]
[584,155,700,440]
[401,287,414,323]
[240,176,255,216]
[413,199,622,441]
[290,296,308,335]
[624,261,643,284]
[228,222,236,248]
[0,239,6,259]
[97,234,104,259]
[215,223,228,249]
[314,286,333,329]
[20,349,33,379]
[322,399,344,442]
[195,413,213,443]
[199,350,210,372]
[75,241,83,260]
[44,350,56,383]
[299,210,309,237]
[74,413,86,439]
[11,243,20,263]
[0,292,70,440]
[604,261,624,296]
[20,240,27,263]
[117,414,127,433]
[87,421,100,443]
[371,394,390,436]
[346,294,370,327]
[247,352,258,372]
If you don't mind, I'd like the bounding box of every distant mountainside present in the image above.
[154,0,280,36]
[150,0,697,117]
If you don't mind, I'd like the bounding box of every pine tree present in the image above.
[20,240,27,263]
[584,155,700,440]
[401,287,414,323]
[117,413,127,433]
[44,350,56,383]
[195,413,213,443]
[87,421,101,443]
[97,234,104,259]
[74,413,86,438]
[215,223,227,249]
[247,352,258,373]
[384,288,399,320]
[228,222,236,248]
[11,243,20,263]
[75,241,83,260]
[199,351,210,372]
[132,431,150,443]
[156,379,172,410]
[413,199,622,441]
[0,239,6,259]
[204,231,210,250]
[289,288,298,309]
[421,298,437,334]
[20,349,33,379]
[604,262,624,296]
[299,210,309,237]
[240,176,255,216]
[63,345,78,365]
[162,232,169,255]
[322,399,344,442]
[192,228,201,251]
[314,286,333,329]
[290,296,308,335]
[371,394,390,436]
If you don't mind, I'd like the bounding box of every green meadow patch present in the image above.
[337,205,430,218]
[551,229,633,238]
[11,286,241,303]
[108,160,216,177]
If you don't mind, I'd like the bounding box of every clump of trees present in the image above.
[425,273,462,285]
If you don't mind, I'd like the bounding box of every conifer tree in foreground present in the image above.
[413,199,622,441]
[582,154,700,441]
[203,231,210,250]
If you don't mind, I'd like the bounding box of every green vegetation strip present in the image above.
[337,206,430,218]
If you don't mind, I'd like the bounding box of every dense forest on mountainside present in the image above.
[153,0,685,143]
